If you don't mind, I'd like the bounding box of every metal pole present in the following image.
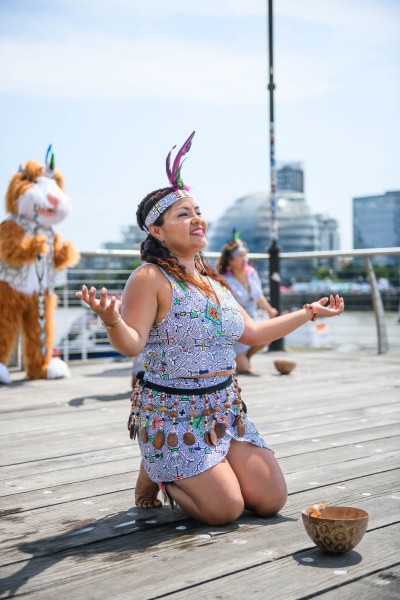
[364,257,389,353]
[267,0,284,351]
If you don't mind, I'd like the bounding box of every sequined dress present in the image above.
[129,265,271,483]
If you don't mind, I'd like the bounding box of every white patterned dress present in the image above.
[129,266,271,484]
[223,266,264,356]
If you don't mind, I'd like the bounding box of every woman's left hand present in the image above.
[76,285,121,324]
[311,295,344,318]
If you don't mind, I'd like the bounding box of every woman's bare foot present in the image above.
[135,461,162,509]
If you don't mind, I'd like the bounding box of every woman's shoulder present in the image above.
[246,265,257,276]
[129,262,158,278]
[126,263,169,288]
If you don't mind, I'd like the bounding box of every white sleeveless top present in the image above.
[141,266,244,383]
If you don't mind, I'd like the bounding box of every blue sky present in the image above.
[0,0,399,251]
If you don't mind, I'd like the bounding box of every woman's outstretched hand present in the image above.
[311,295,344,318]
[76,285,121,326]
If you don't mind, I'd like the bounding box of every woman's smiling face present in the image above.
[150,196,207,255]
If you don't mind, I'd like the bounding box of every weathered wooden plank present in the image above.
[0,445,134,482]
[2,364,398,422]
[2,406,398,467]
[0,360,132,410]
[2,442,400,510]
[1,416,398,494]
[2,466,399,567]
[0,495,398,599]
[1,378,398,433]
[1,431,398,504]
[0,418,398,496]
[272,423,400,458]
[1,443,398,514]
[0,352,399,600]
[316,565,400,599]
[165,525,400,600]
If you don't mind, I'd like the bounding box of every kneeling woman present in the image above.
[77,132,344,526]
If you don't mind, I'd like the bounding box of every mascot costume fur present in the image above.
[0,146,80,384]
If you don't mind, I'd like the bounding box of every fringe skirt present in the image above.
[128,373,271,483]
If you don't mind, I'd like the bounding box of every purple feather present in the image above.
[166,131,195,191]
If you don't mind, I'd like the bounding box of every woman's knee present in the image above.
[200,496,245,526]
[249,482,288,518]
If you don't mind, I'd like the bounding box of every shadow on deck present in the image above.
[1,351,399,599]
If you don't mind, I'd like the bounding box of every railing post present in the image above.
[63,269,70,362]
[17,334,22,370]
[81,311,88,361]
[364,257,389,354]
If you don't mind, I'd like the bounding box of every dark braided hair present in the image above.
[136,187,229,292]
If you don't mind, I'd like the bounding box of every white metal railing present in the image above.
[11,247,400,369]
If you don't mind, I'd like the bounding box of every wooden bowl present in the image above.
[301,506,369,553]
[273,360,296,375]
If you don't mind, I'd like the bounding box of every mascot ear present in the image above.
[45,144,56,178]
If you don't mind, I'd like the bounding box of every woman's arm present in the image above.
[257,294,278,318]
[239,295,344,346]
[75,265,164,357]
[249,268,278,318]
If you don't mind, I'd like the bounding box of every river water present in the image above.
[284,311,400,353]
[54,308,400,357]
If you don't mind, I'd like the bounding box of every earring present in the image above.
[161,240,173,258]
[195,252,206,273]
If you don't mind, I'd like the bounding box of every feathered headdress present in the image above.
[45,144,56,177]
[144,131,195,231]
[166,130,195,192]
[17,144,56,179]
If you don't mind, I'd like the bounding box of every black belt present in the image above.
[136,371,233,396]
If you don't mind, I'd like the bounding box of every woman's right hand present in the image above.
[76,285,121,327]
[311,295,344,318]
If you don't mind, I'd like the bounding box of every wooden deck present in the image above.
[1,350,399,599]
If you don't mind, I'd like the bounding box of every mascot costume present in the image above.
[0,146,80,384]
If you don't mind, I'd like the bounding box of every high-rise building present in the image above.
[315,214,340,269]
[207,163,339,284]
[353,191,400,265]
[277,162,304,193]
[103,224,146,251]
[207,191,321,284]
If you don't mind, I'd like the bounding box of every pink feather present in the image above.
[166,131,195,191]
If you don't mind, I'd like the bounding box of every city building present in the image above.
[103,224,146,252]
[277,162,304,193]
[75,163,341,288]
[353,190,400,265]
[207,164,339,285]
[207,191,322,285]
[315,214,341,269]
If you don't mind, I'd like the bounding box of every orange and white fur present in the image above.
[0,159,80,383]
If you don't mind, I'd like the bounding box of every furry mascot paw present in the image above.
[0,146,80,383]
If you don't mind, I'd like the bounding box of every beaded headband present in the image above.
[143,131,195,231]
[144,189,190,230]
[231,245,247,258]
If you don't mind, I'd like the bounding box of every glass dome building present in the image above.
[206,191,320,285]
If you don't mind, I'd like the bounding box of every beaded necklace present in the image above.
[196,271,222,327]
